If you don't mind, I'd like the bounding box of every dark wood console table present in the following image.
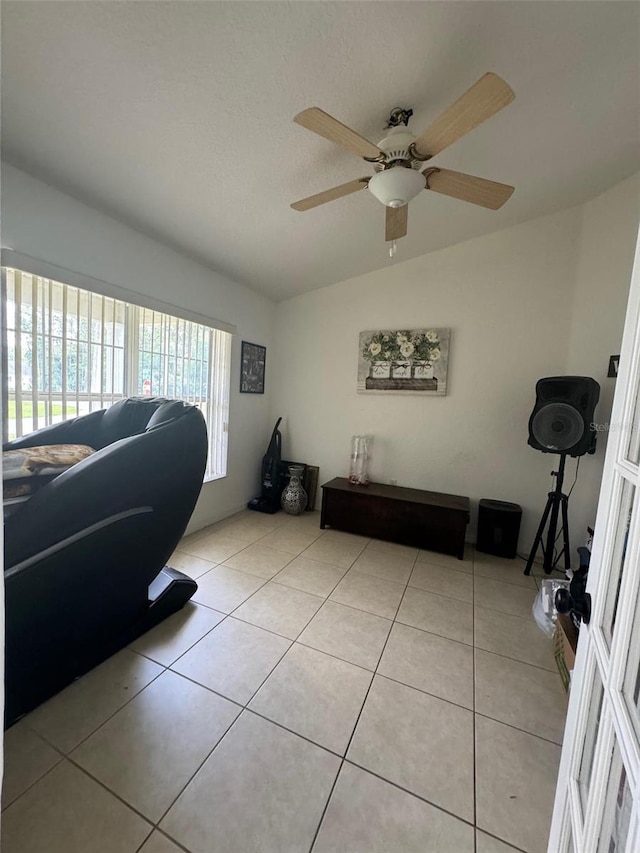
[320,477,470,559]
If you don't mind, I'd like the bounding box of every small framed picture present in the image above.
[240,341,266,394]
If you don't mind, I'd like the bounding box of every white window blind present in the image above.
[2,267,231,480]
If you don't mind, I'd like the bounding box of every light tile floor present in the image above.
[2,510,567,853]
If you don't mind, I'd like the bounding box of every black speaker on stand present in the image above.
[524,376,600,576]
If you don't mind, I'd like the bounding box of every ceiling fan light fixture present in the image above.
[367,167,425,208]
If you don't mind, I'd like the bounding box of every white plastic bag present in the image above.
[532,578,570,637]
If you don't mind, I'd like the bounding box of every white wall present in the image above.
[1,163,276,531]
[565,175,640,547]
[4,161,637,552]
[271,176,639,554]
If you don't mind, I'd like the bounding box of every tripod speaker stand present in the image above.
[524,453,571,576]
[523,376,600,577]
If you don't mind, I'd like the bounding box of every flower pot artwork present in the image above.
[392,361,411,379]
[411,361,434,379]
[360,328,449,395]
[281,465,307,515]
[369,361,391,379]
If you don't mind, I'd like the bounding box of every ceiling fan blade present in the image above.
[294,107,383,160]
[291,177,370,212]
[386,205,408,241]
[424,168,514,209]
[413,73,514,158]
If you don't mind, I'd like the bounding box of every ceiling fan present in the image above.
[291,73,516,255]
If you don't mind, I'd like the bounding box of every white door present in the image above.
[549,228,640,852]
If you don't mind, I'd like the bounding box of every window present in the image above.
[1,267,231,480]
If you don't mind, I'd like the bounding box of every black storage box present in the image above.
[476,499,522,559]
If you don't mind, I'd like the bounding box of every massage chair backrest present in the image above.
[3,398,208,572]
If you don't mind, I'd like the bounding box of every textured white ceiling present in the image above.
[2,1,639,301]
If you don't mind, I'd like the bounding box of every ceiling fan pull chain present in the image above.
[389,240,397,259]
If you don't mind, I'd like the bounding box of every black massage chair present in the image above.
[3,397,207,727]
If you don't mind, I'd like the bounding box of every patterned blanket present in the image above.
[3,444,95,499]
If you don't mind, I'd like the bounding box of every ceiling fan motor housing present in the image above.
[368,126,426,208]
[373,126,423,171]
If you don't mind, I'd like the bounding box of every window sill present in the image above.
[203,473,228,485]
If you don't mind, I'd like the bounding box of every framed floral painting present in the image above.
[357,328,450,395]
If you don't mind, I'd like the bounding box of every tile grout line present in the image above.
[167,602,388,681]
[0,742,66,813]
[174,527,552,849]
[131,608,229,669]
[163,668,249,708]
[295,592,396,625]
[22,659,168,756]
[3,756,159,849]
[179,517,320,568]
[342,758,478,830]
[150,704,244,834]
[56,754,156,830]
[305,540,417,853]
[208,533,377,647]
[377,601,556,672]
[14,663,203,830]
[26,550,544,737]
[472,543,564,852]
[8,518,555,852]
[3,521,345,831]
[151,529,373,848]
[244,707,345,761]
[193,582,395,646]
[474,645,566,677]
[293,639,383,676]
[170,538,517,847]
[220,534,305,578]
[234,547,382,710]
[15,655,244,834]
[190,527,371,629]
[406,580,473,604]
[190,528,420,620]
[474,826,529,853]
[10,646,168,820]
[134,827,192,853]
[473,570,539,590]
[473,712,565,748]
[3,744,196,853]
[125,522,334,821]
[415,580,536,615]
[191,571,270,611]
[415,558,474,578]
[102,683,484,845]
[173,657,566,757]
[172,637,477,724]
[155,563,367,845]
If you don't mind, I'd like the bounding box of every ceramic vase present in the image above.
[281,464,307,515]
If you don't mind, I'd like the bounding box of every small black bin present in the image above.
[476,499,522,559]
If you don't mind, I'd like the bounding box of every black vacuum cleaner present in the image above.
[248,418,283,514]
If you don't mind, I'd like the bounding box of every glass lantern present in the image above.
[349,435,373,485]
